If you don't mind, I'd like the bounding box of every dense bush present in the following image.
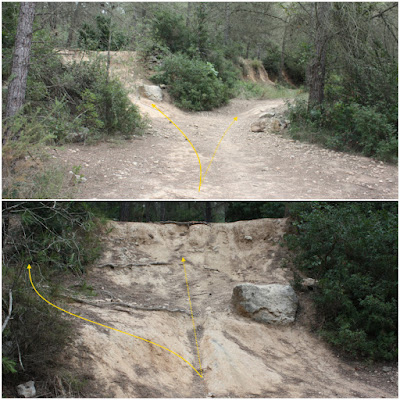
[151,53,231,111]
[206,50,240,90]
[287,99,398,162]
[151,10,194,54]
[2,202,102,394]
[283,42,310,85]
[5,52,145,144]
[262,44,281,80]
[78,15,128,51]
[143,9,240,111]
[285,202,398,361]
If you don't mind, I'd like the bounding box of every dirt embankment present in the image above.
[55,219,397,398]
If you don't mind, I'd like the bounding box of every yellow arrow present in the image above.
[27,265,203,378]
[182,257,203,375]
[152,104,203,191]
[202,117,238,182]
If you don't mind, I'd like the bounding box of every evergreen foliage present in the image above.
[2,202,102,394]
[78,15,128,51]
[285,202,398,360]
[152,53,231,111]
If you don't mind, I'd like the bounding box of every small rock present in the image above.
[271,119,282,132]
[260,112,275,118]
[207,393,215,398]
[302,278,318,290]
[16,381,36,398]
[251,120,266,132]
[244,235,253,241]
[159,84,166,89]
[383,366,392,373]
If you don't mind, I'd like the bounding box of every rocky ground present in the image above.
[46,219,398,398]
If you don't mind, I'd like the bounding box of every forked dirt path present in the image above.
[52,52,398,199]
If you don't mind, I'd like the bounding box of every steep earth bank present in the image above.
[54,219,397,397]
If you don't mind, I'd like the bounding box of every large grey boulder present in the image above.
[232,283,298,324]
[138,85,163,101]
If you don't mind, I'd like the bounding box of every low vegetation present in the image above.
[2,202,102,396]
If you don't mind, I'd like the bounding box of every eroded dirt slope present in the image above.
[58,219,397,397]
[49,51,397,199]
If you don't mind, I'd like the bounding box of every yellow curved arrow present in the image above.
[27,265,203,378]
[152,104,203,191]
[182,257,203,375]
[202,117,237,182]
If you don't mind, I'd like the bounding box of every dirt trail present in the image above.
[58,219,397,398]
[51,51,397,199]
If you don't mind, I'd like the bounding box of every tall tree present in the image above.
[307,2,331,108]
[66,2,81,47]
[224,3,231,46]
[5,3,35,123]
[119,202,131,221]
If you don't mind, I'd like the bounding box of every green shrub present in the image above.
[284,41,310,84]
[285,202,398,360]
[206,50,240,90]
[8,54,145,142]
[250,59,263,69]
[2,202,102,393]
[262,44,281,79]
[235,81,301,100]
[151,53,231,111]
[151,10,194,54]
[287,99,398,162]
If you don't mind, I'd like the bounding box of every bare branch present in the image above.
[2,289,13,333]
[371,3,398,19]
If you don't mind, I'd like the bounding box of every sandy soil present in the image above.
[49,51,397,200]
[55,219,397,398]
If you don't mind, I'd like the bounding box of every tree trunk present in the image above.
[159,203,166,221]
[48,2,57,31]
[279,19,289,83]
[246,41,250,58]
[224,3,231,46]
[66,2,81,47]
[106,9,113,81]
[186,2,192,27]
[5,3,35,122]
[204,203,212,222]
[119,202,131,221]
[213,202,226,222]
[307,3,331,108]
